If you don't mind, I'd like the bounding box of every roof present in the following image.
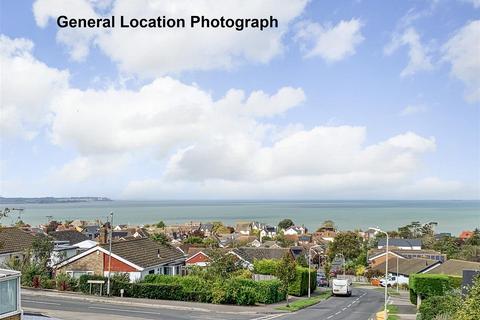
[425,259,480,276]
[378,238,422,248]
[0,227,37,254]
[49,230,89,245]
[100,238,185,268]
[0,268,20,279]
[369,249,445,260]
[236,222,251,231]
[459,231,473,239]
[373,257,439,276]
[82,225,100,234]
[231,247,290,264]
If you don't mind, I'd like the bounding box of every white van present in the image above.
[332,278,352,296]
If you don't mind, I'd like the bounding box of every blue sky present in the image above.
[0,0,479,199]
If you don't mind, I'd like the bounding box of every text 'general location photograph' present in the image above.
[0,1,479,320]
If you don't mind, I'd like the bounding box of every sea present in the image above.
[2,200,479,235]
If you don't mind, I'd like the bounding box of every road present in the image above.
[22,288,383,320]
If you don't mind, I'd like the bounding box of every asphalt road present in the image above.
[22,288,383,320]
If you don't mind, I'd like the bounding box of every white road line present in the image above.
[335,311,341,315]
[88,306,162,315]
[23,300,61,306]
[252,314,286,320]
[327,316,333,319]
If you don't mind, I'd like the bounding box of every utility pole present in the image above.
[106,212,114,296]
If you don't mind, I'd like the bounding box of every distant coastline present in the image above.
[0,197,112,204]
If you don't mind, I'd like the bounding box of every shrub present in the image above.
[55,273,77,291]
[418,294,462,320]
[253,259,279,275]
[409,274,453,304]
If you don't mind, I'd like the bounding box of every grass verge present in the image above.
[375,287,402,296]
[387,304,399,320]
[275,291,331,312]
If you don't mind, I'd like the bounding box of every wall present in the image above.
[57,250,103,276]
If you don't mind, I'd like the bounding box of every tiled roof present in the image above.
[48,230,88,245]
[373,257,438,276]
[0,227,37,254]
[231,247,290,263]
[100,238,184,268]
[426,259,480,277]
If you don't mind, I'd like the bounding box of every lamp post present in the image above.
[370,227,389,320]
[106,212,114,296]
[396,255,399,293]
[308,245,322,298]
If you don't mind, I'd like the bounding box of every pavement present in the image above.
[388,291,417,320]
[22,287,384,320]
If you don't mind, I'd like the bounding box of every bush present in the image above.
[409,274,454,304]
[55,273,77,291]
[418,294,462,320]
[253,259,279,275]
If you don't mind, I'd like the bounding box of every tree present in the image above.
[317,220,336,232]
[433,236,461,259]
[31,234,54,268]
[466,229,480,246]
[275,252,296,306]
[184,236,204,244]
[278,219,294,230]
[207,250,242,279]
[296,255,308,267]
[155,221,166,229]
[150,233,169,245]
[275,233,294,248]
[328,231,363,262]
[455,276,480,320]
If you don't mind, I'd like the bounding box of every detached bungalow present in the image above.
[0,227,37,265]
[372,257,440,283]
[54,238,185,282]
[424,259,480,277]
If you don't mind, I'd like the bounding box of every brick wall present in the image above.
[2,312,21,320]
[57,250,103,275]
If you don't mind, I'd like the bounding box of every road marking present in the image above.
[88,306,163,315]
[327,316,333,319]
[23,300,61,306]
[252,315,286,320]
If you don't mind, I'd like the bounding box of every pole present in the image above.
[396,255,399,293]
[308,249,312,298]
[384,232,389,320]
[107,212,113,296]
[342,254,345,276]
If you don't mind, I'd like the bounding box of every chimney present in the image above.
[99,225,109,244]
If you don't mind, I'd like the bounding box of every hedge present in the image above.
[418,295,463,320]
[409,274,461,305]
[78,274,285,305]
[253,259,317,296]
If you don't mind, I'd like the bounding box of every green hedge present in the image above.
[409,274,460,305]
[418,295,463,320]
[78,274,285,305]
[253,259,316,296]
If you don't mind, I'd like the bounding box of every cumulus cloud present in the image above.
[295,18,364,62]
[442,20,480,103]
[33,0,308,76]
[0,34,69,139]
[384,27,433,77]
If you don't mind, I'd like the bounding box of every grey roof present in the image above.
[100,238,185,268]
[378,238,422,248]
[82,225,100,234]
[373,257,439,276]
[49,230,89,245]
[425,259,480,277]
[231,247,290,263]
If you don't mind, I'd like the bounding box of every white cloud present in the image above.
[400,104,428,116]
[442,20,480,103]
[385,27,433,77]
[295,18,364,62]
[33,0,309,76]
[0,34,69,139]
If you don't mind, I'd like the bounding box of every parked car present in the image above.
[380,275,408,287]
[332,278,352,296]
[317,273,328,287]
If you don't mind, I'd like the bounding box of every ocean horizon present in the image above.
[2,200,479,235]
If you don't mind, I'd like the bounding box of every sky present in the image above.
[0,0,479,200]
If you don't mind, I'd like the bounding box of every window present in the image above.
[148,270,155,274]
[0,278,18,315]
[66,271,94,279]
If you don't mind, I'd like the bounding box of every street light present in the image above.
[308,245,322,298]
[335,253,346,277]
[106,212,114,296]
[370,227,389,320]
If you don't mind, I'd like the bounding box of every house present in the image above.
[229,247,291,269]
[236,222,252,236]
[434,233,452,240]
[199,223,214,237]
[113,225,128,231]
[298,234,312,245]
[251,221,265,231]
[0,227,37,264]
[259,225,277,239]
[249,239,262,248]
[377,239,422,250]
[459,231,474,241]
[54,238,185,282]
[372,257,440,281]
[424,259,480,277]
[81,225,100,240]
[0,268,22,320]
[48,230,89,245]
[261,241,281,248]
[284,226,306,235]
[185,248,217,267]
[368,249,446,267]
[313,231,337,242]
[75,239,97,251]
[50,241,79,266]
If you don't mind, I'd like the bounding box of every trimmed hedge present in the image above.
[253,259,317,296]
[78,274,285,305]
[418,295,463,320]
[409,274,461,305]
